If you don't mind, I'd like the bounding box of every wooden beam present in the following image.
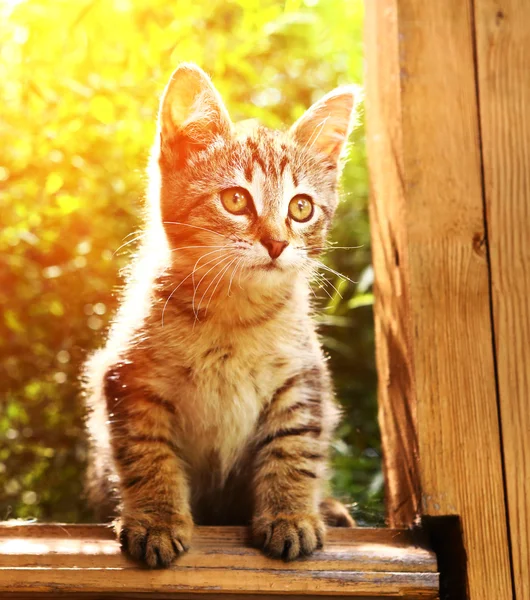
[364,0,420,529]
[0,524,438,599]
[474,1,530,597]
[365,0,514,597]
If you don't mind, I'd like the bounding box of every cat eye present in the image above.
[220,187,251,215]
[288,195,314,222]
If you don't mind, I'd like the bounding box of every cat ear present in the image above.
[158,63,232,160]
[289,86,357,164]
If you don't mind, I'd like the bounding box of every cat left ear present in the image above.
[289,86,357,164]
[158,63,232,160]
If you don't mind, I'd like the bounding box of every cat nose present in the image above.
[260,238,289,259]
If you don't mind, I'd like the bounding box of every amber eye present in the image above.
[220,187,251,215]
[288,195,314,222]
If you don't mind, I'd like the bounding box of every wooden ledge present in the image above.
[0,524,438,599]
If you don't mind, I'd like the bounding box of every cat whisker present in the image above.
[315,273,333,299]
[190,244,232,291]
[309,259,357,285]
[312,273,335,301]
[191,253,237,317]
[115,237,236,259]
[187,244,231,292]
[195,255,239,322]
[238,259,249,289]
[192,252,237,316]
[313,272,343,299]
[113,234,146,256]
[227,257,245,297]
[308,284,318,300]
[122,229,144,240]
[116,235,234,259]
[162,249,234,326]
[204,256,240,317]
[163,221,230,240]
[171,244,232,253]
[300,244,364,251]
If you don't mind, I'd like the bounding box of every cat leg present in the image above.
[105,367,193,568]
[251,371,330,560]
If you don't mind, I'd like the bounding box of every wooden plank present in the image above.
[0,524,436,573]
[364,0,420,529]
[1,597,430,600]
[474,1,530,597]
[0,524,438,598]
[0,571,438,599]
[2,596,432,600]
[365,0,514,597]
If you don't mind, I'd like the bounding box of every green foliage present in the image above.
[0,0,382,525]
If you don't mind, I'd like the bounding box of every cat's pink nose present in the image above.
[261,238,289,259]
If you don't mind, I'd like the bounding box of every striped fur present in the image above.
[83,63,356,567]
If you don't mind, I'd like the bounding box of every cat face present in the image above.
[154,64,356,289]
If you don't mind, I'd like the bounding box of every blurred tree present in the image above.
[0,0,382,525]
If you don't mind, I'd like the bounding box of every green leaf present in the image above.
[348,292,374,309]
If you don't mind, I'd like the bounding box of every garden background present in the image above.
[0,0,382,525]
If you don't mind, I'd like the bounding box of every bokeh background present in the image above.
[0,0,382,524]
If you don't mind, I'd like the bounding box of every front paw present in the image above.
[252,513,325,561]
[118,511,193,568]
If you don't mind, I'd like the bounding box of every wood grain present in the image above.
[474,1,530,597]
[364,0,420,530]
[0,524,438,598]
[2,597,431,600]
[365,0,513,597]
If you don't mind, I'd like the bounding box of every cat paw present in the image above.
[117,512,193,568]
[252,513,325,561]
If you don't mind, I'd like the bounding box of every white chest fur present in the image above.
[146,317,302,480]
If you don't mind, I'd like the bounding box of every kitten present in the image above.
[84,63,356,568]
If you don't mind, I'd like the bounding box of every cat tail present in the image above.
[320,497,356,527]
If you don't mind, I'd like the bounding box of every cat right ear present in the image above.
[158,63,232,162]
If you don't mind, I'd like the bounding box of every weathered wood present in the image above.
[1,597,430,600]
[474,1,530,597]
[365,0,514,597]
[1,597,433,600]
[364,0,420,529]
[0,524,437,573]
[0,524,438,599]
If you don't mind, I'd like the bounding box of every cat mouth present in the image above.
[254,262,283,271]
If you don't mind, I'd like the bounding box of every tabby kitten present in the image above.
[84,63,357,568]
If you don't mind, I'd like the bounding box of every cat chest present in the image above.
[146,319,296,474]
[165,348,282,474]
